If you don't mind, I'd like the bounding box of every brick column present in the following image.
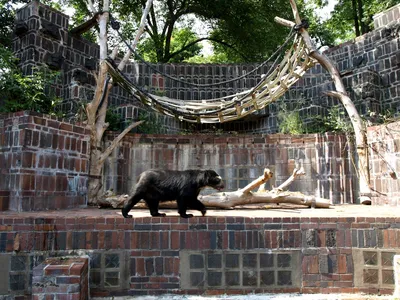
[32,257,89,300]
[0,111,90,211]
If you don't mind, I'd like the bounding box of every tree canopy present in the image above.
[306,0,400,47]
[1,0,399,63]
[65,0,294,63]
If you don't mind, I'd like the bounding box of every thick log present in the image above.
[198,190,330,209]
[98,194,128,208]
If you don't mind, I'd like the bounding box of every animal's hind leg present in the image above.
[122,193,142,218]
[147,200,166,217]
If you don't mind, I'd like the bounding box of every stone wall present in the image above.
[1,112,399,212]
[0,111,90,211]
[12,1,100,115]
[0,211,399,297]
[103,132,356,205]
[32,257,89,300]
[368,120,400,206]
[11,2,400,134]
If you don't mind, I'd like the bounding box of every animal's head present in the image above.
[203,170,225,191]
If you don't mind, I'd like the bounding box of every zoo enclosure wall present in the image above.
[0,111,399,212]
[0,211,399,298]
[10,1,400,134]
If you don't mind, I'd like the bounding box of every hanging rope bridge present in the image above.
[106,21,316,124]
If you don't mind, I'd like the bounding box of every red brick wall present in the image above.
[0,213,399,297]
[0,111,90,211]
[1,112,399,212]
[32,257,89,300]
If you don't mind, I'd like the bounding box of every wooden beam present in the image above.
[69,13,100,37]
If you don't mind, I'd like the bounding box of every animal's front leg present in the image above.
[188,199,207,216]
[177,198,193,218]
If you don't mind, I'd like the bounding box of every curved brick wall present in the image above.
[11,2,400,134]
[103,132,357,205]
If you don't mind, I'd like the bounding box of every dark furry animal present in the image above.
[122,169,224,218]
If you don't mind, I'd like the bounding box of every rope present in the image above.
[105,15,317,123]
[109,15,296,88]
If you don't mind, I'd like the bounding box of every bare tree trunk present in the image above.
[86,0,154,205]
[86,10,110,205]
[275,0,371,204]
[352,0,361,36]
[88,148,104,203]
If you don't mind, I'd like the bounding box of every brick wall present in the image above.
[104,132,357,205]
[373,3,400,29]
[0,111,90,211]
[32,257,89,300]
[368,120,400,206]
[0,213,399,297]
[1,113,399,211]
[11,2,400,134]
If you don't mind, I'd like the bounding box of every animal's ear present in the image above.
[202,170,212,183]
[204,169,215,179]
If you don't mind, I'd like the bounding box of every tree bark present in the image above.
[86,0,154,205]
[119,0,154,71]
[352,0,361,36]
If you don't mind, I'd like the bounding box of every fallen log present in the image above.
[98,167,331,209]
[198,168,330,209]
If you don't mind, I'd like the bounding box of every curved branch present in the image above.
[99,121,144,165]
[274,167,305,191]
[164,37,250,62]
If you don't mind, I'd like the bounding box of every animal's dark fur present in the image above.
[122,169,224,218]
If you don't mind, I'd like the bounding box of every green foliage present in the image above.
[105,109,122,131]
[136,112,163,134]
[277,103,305,134]
[168,27,202,63]
[323,106,353,133]
[366,108,399,125]
[185,52,230,64]
[277,101,356,135]
[137,27,202,63]
[65,0,294,63]
[0,0,18,47]
[205,0,293,63]
[0,46,62,116]
[305,0,400,46]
